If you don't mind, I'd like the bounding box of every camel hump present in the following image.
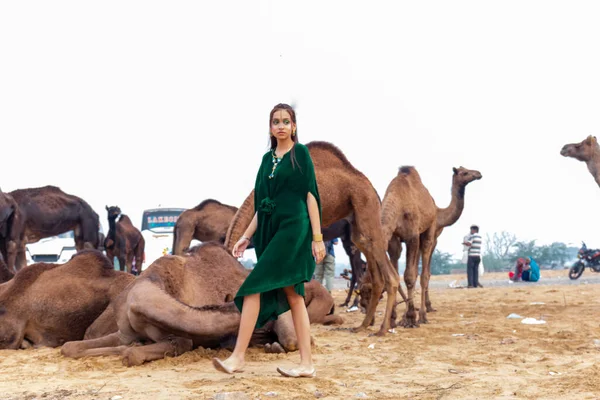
[70,249,115,271]
[192,199,223,211]
[118,214,133,225]
[0,262,59,300]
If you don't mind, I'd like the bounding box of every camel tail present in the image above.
[224,190,255,251]
[128,280,241,338]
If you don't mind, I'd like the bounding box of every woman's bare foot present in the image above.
[277,364,316,378]
[212,356,245,374]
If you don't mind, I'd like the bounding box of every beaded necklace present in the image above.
[268,144,293,179]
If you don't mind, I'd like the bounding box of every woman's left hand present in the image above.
[312,240,326,264]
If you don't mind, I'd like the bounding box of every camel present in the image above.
[61,242,342,366]
[225,141,400,336]
[321,218,365,308]
[172,199,244,255]
[0,190,23,276]
[105,206,145,275]
[560,135,600,188]
[385,166,482,316]
[5,186,99,273]
[378,166,438,328]
[0,250,134,350]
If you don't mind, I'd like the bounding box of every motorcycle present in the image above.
[569,242,600,280]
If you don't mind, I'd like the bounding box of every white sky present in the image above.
[1,1,600,267]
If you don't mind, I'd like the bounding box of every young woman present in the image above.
[212,103,325,378]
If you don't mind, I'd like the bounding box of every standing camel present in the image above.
[6,186,99,273]
[105,206,145,275]
[382,167,437,328]
[560,135,600,188]
[384,166,482,326]
[0,190,23,276]
[172,199,242,255]
[225,141,400,336]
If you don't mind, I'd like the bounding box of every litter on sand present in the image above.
[346,306,359,313]
[529,302,546,305]
[506,313,523,319]
[451,334,465,337]
[521,317,546,325]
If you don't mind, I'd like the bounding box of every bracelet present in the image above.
[241,236,251,242]
[313,233,323,242]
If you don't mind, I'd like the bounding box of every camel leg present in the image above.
[121,337,194,367]
[306,294,342,325]
[118,256,126,273]
[418,229,436,324]
[61,332,125,359]
[125,253,134,275]
[134,238,144,273]
[105,248,115,267]
[425,239,438,313]
[6,240,19,274]
[353,255,383,333]
[401,237,420,328]
[341,271,356,307]
[388,236,408,303]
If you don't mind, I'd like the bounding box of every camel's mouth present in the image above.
[560,146,573,157]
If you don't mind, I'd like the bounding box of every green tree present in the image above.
[430,249,462,275]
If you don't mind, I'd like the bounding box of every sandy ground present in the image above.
[1,274,600,400]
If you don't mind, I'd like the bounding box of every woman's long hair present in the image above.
[269,103,300,170]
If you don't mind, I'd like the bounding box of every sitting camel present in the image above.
[0,250,134,349]
[5,186,99,273]
[172,199,247,255]
[62,242,342,367]
[105,206,145,275]
[225,141,400,336]
[561,135,600,188]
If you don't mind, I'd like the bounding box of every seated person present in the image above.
[521,257,540,282]
[509,257,526,281]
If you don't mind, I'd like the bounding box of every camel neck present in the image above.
[587,152,600,187]
[436,183,465,229]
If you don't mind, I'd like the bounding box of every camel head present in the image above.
[560,135,598,162]
[105,205,122,220]
[0,305,24,349]
[452,166,482,188]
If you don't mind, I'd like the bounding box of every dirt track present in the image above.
[1,271,599,399]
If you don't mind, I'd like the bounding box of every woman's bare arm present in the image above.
[242,212,258,239]
[307,193,321,236]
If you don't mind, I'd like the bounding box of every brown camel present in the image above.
[105,206,145,275]
[0,250,134,350]
[172,199,242,255]
[61,242,342,366]
[380,166,438,328]
[6,186,99,273]
[385,166,482,315]
[224,141,400,336]
[560,135,600,187]
[0,190,24,276]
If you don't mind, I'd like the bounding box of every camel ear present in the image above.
[224,293,234,303]
[453,167,458,175]
[105,205,109,211]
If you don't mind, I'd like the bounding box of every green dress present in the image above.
[234,142,321,328]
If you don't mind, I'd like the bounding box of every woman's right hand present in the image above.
[232,237,250,258]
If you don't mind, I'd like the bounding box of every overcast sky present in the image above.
[1,1,599,267]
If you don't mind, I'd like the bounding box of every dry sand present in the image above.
[1,272,600,399]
